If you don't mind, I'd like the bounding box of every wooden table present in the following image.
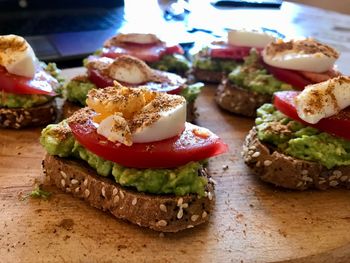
[2,2,350,263]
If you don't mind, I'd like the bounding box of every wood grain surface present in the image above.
[1,83,350,263]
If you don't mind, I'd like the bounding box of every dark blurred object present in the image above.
[211,0,282,8]
[0,0,124,64]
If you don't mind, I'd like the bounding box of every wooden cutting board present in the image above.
[1,84,350,263]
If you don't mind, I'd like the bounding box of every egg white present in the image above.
[0,35,37,78]
[295,77,350,124]
[262,50,336,73]
[132,100,186,143]
[227,29,275,48]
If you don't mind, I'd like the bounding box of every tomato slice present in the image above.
[209,43,260,60]
[299,68,341,83]
[87,69,114,88]
[101,42,184,62]
[263,63,312,90]
[0,66,58,95]
[69,115,228,169]
[274,91,350,140]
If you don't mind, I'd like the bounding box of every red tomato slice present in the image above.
[101,42,184,62]
[69,116,228,169]
[87,68,114,88]
[0,66,58,95]
[263,63,312,90]
[209,43,260,60]
[87,68,184,94]
[274,91,350,140]
[299,68,341,83]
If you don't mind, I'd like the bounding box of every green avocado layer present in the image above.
[193,48,239,73]
[0,63,62,108]
[65,80,97,106]
[0,92,52,108]
[228,50,292,95]
[149,54,190,75]
[256,103,350,169]
[40,121,208,196]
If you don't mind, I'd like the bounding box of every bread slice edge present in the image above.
[242,127,350,190]
[42,154,215,232]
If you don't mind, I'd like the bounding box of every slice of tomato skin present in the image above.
[87,68,114,88]
[101,43,184,62]
[209,43,255,60]
[273,91,350,140]
[69,117,228,169]
[263,63,311,90]
[0,66,57,96]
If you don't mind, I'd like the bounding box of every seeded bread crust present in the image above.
[0,100,57,129]
[192,68,224,84]
[216,79,271,118]
[62,100,197,123]
[42,154,215,232]
[62,101,81,119]
[242,127,350,190]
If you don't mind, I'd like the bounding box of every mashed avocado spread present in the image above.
[150,54,190,75]
[228,50,292,95]
[0,63,62,108]
[193,47,239,72]
[0,92,52,108]
[40,121,208,196]
[256,103,350,169]
[65,80,97,106]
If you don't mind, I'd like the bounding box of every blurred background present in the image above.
[288,0,350,14]
[1,0,350,71]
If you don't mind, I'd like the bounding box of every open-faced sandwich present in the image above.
[243,76,350,190]
[41,84,227,232]
[0,35,62,128]
[97,33,190,76]
[64,55,202,122]
[192,29,276,83]
[216,38,341,117]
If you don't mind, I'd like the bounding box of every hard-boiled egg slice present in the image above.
[97,113,132,146]
[262,38,339,73]
[295,76,350,124]
[227,29,276,48]
[132,94,186,143]
[90,86,186,146]
[0,34,37,78]
[108,55,153,84]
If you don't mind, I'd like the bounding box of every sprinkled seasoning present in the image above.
[265,38,339,58]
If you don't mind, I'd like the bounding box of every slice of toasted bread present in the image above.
[242,127,350,190]
[42,154,215,232]
[192,68,224,84]
[62,100,82,119]
[0,100,57,129]
[216,79,271,118]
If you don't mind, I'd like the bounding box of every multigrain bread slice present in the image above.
[192,68,224,84]
[0,100,57,129]
[62,100,198,123]
[242,127,350,190]
[62,101,82,119]
[42,154,215,232]
[215,78,271,117]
